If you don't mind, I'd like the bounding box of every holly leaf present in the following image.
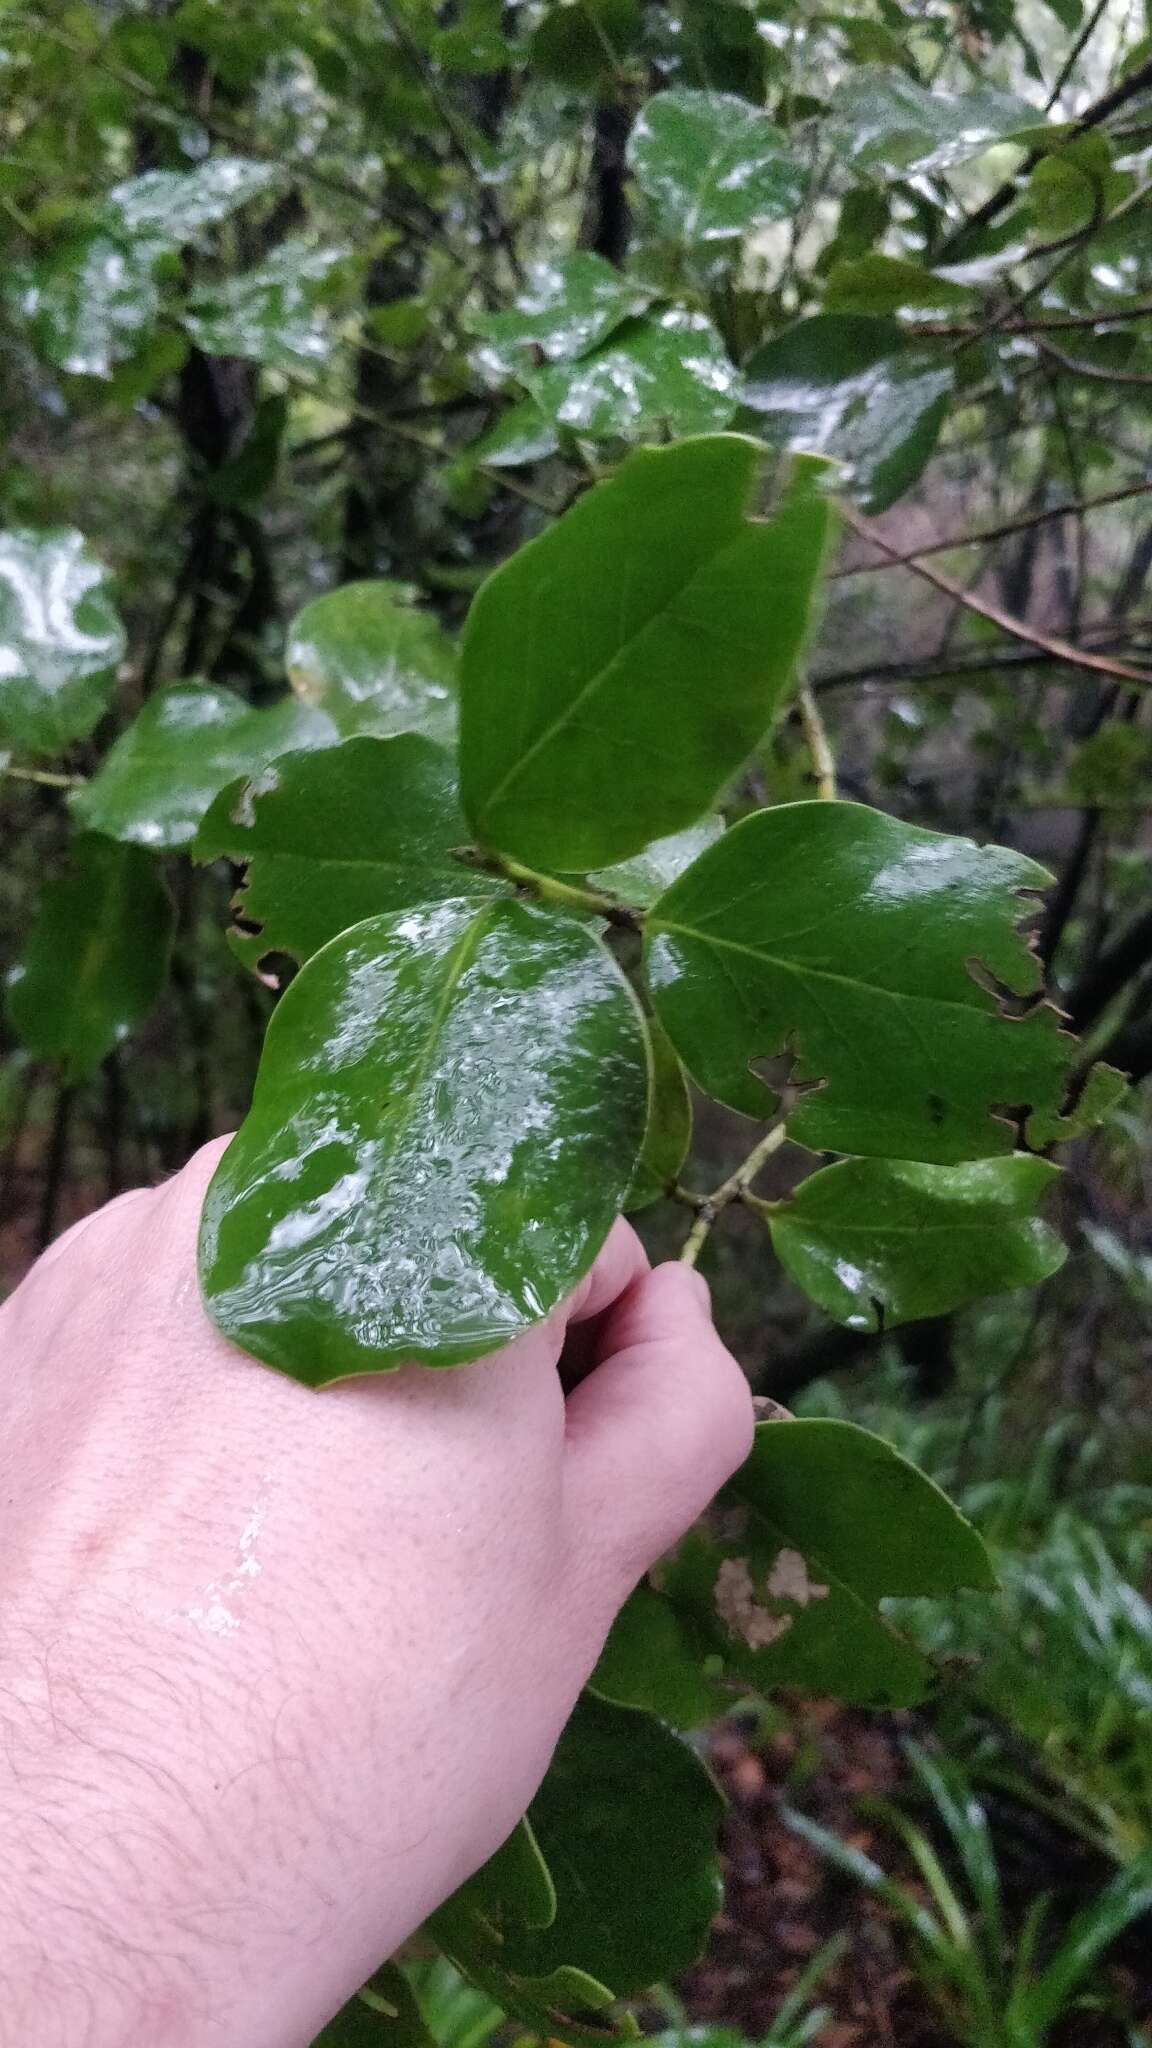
[459,436,831,870]
[198,898,648,1382]
[770,1155,1067,1330]
[628,89,807,246]
[468,398,561,470]
[823,253,974,317]
[591,1583,724,1727]
[17,233,161,377]
[73,683,337,849]
[0,530,125,754]
[645,800,1073,1164]
[525,309,738,441]
[184,239,347,369]
[6,837,174,1081]
[195,735,499,970]
[502,1693,724,1993]
[105,157,279,244]
[625,1013,692,1210]
[828,67,1047,175]
[287,581,457,745]
[1028,1059,1128,1146]
[466,1816,557,1932]
[471,253,655,378]
[741,315,952,512]
[430,1893,630,2044]
[662,1418,993,1709]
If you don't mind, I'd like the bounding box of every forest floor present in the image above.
[683,1707,1152,2047]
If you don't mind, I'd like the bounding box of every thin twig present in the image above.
[1047,0,1112,110]
[838,501,1152,694]
[831,478,1152,580]
[1036,334,1152,387]
[797,678,837,799]
[679,1120,790,1269]
[909,298,1152,338]
[0,763,86,789]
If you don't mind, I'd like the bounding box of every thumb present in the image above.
[561,1262,754,1591]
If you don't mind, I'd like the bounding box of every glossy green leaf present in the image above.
[828,67,1046,175]
[17,233,161,377]
[628,89,806,245]
[525,309,738,441]
[471,253,654,378]
[199,898,648,1382]
[591,1583,723,1726]
[460,435,831,870]
[589,816,725,908]
[644,801,1073,1164]
[431,1893,629,2043]
[184,240,346,368]
[741,315,952,512]
[467,1816,556,1932]
[1027,1059,1128,1146]
[195,736,500,969]
[6,837,174,1081]
[823,254,973,317]
[468,398,561,470]
[625,1013,692,1210]
[503,1692,724,1993]
[770,1155,1067,1331]
[530,0,640,86]
[73,684,336,849]
[287,581,457,745]
[662,1418,993,1708]
[105,157,279,244]
[0,529,125,754]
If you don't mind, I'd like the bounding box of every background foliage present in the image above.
[3,0,1152,2040]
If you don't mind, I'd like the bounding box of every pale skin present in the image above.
[0,1137,754,2048]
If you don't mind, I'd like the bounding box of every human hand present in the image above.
[0,1139,752,2048]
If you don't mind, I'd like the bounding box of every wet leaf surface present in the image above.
[628,89,807,245]
[0,530,125,754]
[741,315,952,511]
[199,896,647,1381]
[525,309,738,441]
[287,581,457,744]
[74,683,336,848]
[771,1154,1067,1329]
[645,800,1072,1163]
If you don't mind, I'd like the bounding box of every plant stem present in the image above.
[797,678,837,799]
[1,763,86,789]
[679,1118,790,1268]
[458,848,643,930]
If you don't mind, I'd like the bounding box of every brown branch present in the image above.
[831,478,1152,581]
[837,501,1152,693]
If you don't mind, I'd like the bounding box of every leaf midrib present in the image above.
[474,521,756,826]
[370,901,498,1180]
[650,915,1012,1022]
